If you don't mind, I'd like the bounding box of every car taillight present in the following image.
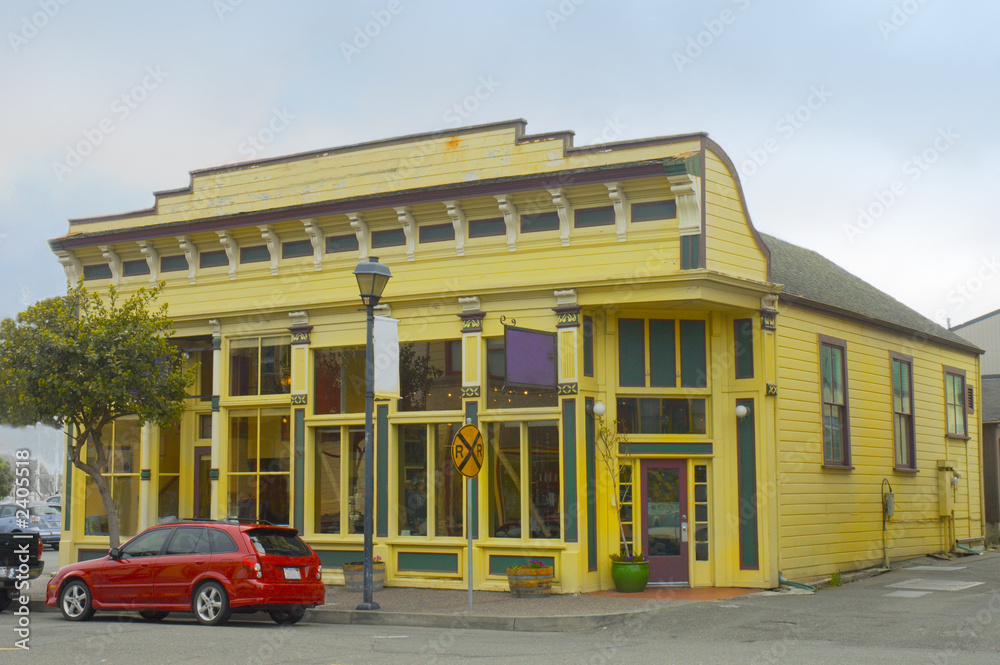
[30,516,40,525]
[38,539,44,557]
[316,564,322,580]
[243,555,262,579]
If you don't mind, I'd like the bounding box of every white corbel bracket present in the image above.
[217,231,238,280]
[258,225,279,275]
[548,187,572,246]
[55,250,82,284]
[98,245,122,285]
[137,241,159,285]
[666,173,702,236]
[495,195,518,252]
[348,213,369,260]
[443,200,467,257]
[394,206,416,261]
[176,235,198,285]
[605,182,629,242]
[302,218,324,271]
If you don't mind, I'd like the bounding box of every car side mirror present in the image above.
[109,547,122,559]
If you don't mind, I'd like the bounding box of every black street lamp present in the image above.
[353,256,391,611]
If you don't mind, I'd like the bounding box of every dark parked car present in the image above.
[0,502,60,550]
[46,519,324,625]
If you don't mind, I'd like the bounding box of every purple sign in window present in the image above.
[505,327,557,389]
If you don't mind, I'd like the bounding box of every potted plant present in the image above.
[506,560,554,597]
[609,549,649,592]
[594,410,650,592]
[342,555,384,592]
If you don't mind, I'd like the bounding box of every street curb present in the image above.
[26,599,643,632]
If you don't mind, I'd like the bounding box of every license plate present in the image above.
[283,567,301,580]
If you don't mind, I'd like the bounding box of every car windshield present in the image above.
[247,529,311,557]
[30,505,59,516]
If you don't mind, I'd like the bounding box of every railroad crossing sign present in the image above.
[451,424,484,478]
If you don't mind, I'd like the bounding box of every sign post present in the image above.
[452,422,484,612]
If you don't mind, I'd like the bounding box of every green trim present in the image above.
[64,425,73,531]
[663,153,702,178]
[397,551,459,573]
[465,401,479,539]
[766,383,778,396]
[208,468,219,480]
[326,233,359,254]
[562,399,578,543]
[294,408,305,533]
[649,319,676,387]
[583,315,594,377]
[291,394,308,405]
[316,550,364,567]
[377,404,389,538]
[77,549,108,562]
[212,336,221,350]
[736,398,759,570]
[489,555,555,576]
[619,442,713,455]
[240,245,269,263]
[681,235,700,270]
[679,320,707,387]
[211,396,219,412]
[139,469,151,480]
[760,308,778,331]
[734,318,755,379]
[585,398,597,572]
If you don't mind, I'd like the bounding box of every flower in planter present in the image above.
[343,555,383,566]
[609,549,647,563]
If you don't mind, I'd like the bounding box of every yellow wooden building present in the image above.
[49,120,984,591]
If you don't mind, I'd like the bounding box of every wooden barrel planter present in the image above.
[506,566,554,597]
[342,562,385,592]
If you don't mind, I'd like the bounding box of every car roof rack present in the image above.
[159,517,278,526]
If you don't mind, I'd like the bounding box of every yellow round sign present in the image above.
[451,424,484,478]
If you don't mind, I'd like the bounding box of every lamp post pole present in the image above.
[353,256,391,612]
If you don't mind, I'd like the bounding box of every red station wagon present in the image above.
[46,519,325,625]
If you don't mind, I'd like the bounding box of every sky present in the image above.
[1,0,998,464]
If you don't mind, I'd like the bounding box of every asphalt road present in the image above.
[3,553,999,665]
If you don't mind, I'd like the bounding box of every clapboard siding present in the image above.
[703,150,767,281]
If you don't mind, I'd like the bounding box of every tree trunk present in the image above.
[71,431,122,550]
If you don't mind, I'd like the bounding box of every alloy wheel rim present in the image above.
[63,585,86,617]
[197,587,221,620]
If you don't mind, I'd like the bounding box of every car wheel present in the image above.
[60,579,96,621]
[0,589,11,613]
[139,610,169,622]
[193,581,231,626]
[268,607,306,625]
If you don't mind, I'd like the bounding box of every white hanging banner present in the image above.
[373,315,400,398]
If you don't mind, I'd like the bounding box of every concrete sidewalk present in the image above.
[27,575,757,632]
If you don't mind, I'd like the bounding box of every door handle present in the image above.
[680,514,688,543]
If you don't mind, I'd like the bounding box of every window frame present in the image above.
[819,335,851,469]
[943,366,969,439]
[890,352,916,471]
[395,422,465,539]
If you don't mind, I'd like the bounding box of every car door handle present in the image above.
[195,560,207,565]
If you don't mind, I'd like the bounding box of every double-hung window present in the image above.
[820,336,850,466]
[891,354,915,469]
[944,368,968,438]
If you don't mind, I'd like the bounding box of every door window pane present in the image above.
[315,428,342,534]
[646,468,680,556]
[399,425,428,536]
[528,422,560,539]
[489,422,521,538]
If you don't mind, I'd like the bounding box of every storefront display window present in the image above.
[313,426,366,534]
[229,336,291,396]
[397,423,463,537]
[227,410,291,524]
[314,346,365,414]
[157,421,181,522]
[84,419,140,537]
[488,420,560,539]
[397,341,462,412]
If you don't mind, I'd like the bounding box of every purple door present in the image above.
[641,459,688,584]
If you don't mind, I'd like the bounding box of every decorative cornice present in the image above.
[553,289,580,327]
[98,245,122,285]
[461,386,481,398]
[347,212,369,260]
[558,383,579,395]
[460,314,484,333]
[443,200,466,257]
[258,225,279,275]
[766,383,778,396]
[548,187,572,247]
[374,303,392,318]
[291,394,308,405]
[302,218,324,271]
[665,171,702,236]
[289,311,311,344]
[176,235,198,284]
[760,308,778,331]
[495,195,518,252]
[394,206,417,261]
[209,318,222,347]
[217,230,238,280]
[605,182,628,243]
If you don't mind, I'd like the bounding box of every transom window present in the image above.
[229,336,291,396]
[618,318,707,388]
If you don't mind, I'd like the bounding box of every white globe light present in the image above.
[592,401,606,417]
[735,404,749,418]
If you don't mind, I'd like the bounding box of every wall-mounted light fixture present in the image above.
[591,401,606,417]
[735,404,749,419]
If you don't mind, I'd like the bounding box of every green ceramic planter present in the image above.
[611,561,650,592]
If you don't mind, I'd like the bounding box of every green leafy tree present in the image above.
[0,457,13,499]
[0,283,193,548]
